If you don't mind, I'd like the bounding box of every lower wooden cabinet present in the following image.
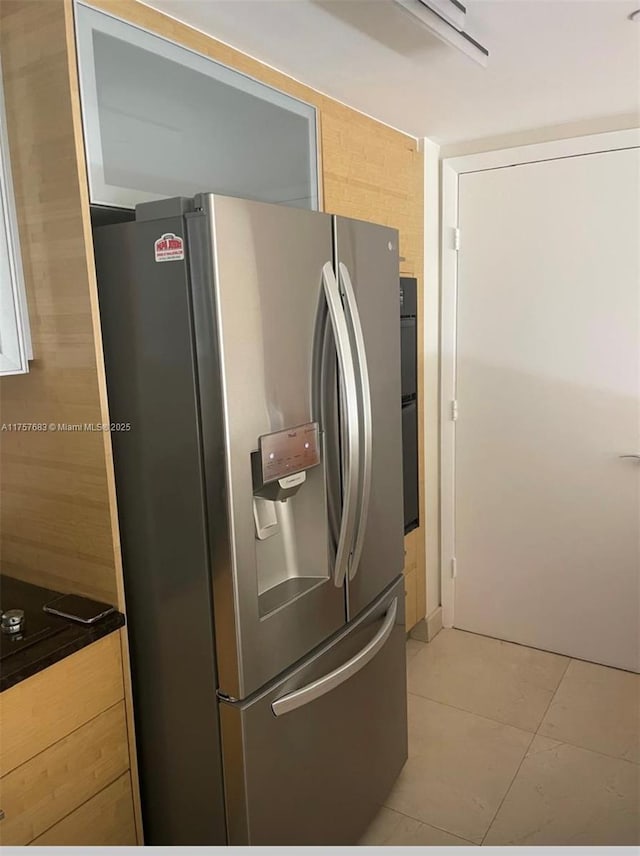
[403,531,419,631]
[0,634,138,846]
[404,566,418,631]
[0,632,125,777]
[30,774,136,846]
[0,702,129,845]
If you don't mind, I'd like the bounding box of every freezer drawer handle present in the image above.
[339,262,373,581]
[321,261,360,588]
[271,597,398,717]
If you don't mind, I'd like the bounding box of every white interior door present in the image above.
[452,146,639,672]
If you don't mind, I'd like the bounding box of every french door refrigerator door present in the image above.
[334,217,404,618]
[187,195,347,699]
[219,577,407,845]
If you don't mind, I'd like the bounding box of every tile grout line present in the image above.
[410,653,640,764]
[407,636,575,734]
[446,628,640,675]
[422,629,637,677]
[534,657,640,765]
[406,690,542,737]
[478,729,536,846]
[378,804,479,846]
[403,691,537,847]
[535,656,573,737]
[478,658,573,846]
[518,733,640,767]
[406,639,638,846]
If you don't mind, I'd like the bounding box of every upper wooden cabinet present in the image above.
[74,3,320,211]
[0,63,31,376]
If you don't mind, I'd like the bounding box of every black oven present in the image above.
[400,277,419,533]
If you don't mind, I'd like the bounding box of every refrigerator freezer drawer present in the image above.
[219,577,407,845]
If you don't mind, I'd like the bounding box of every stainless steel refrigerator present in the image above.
[93,193,407,845]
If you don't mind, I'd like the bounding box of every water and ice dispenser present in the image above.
[251,422,329,615]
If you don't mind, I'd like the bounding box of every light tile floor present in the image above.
[361,628,640,846]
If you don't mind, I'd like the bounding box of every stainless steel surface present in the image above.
[338,262,373,581]
[219,578,407,845]
[335,217,404,619]
[321,261,360,588]
[95,196,407,846]
[277,500,299,591]
[252,456,308,502]
[1,609,25,635]
[252,496,280,540]
[272,597,398,716]
[312,296,341,549]
[259,422,320,483]
[192,196,345,698]
[94,211,227,844]
[278,472,306,489]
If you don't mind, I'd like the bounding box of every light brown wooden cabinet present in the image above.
[31,774,136,846]
[0,634,137,846]
[403,528,423,631]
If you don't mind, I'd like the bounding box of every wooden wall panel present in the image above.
[0,2,143,839]
[0,0,119,605]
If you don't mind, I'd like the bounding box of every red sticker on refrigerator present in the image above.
[154,233,184,262]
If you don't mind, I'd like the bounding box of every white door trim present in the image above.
[440,128,640,628]
[422,137,442,619]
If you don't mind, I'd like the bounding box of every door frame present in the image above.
[440,128,640,628]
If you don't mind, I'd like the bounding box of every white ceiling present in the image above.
[143,0,640,143]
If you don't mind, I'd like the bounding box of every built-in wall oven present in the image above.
[400,277,419,533]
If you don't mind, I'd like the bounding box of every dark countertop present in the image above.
[0,575,125,692]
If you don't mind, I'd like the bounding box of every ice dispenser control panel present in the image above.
[259,422,320,484]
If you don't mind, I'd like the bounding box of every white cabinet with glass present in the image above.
[75,3,320,211]
[0,64,31,376]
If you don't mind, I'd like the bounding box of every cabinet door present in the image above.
[75,4,319,211]
[0,703,129,845]
[30,774,136,846]
[0,633,124,776]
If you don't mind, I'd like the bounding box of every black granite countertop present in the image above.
[0,575,125,692]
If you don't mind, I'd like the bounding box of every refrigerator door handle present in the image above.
[338,262,373,580]
[311,296,341,547]
[271,597,398,717]
[321,262,360,587]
